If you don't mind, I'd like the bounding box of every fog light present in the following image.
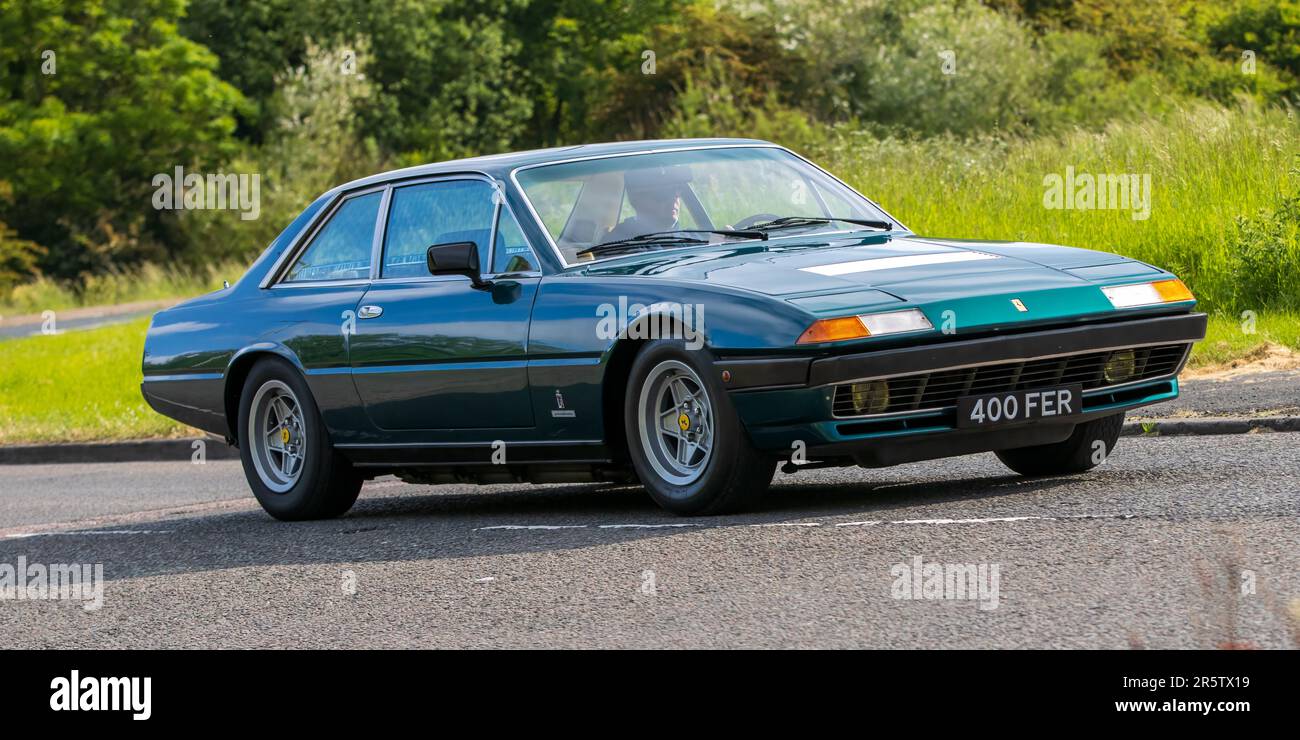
[849,380,890,414]
[1103,350,1137,383]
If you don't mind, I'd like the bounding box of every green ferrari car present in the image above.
[142,139,1206,519]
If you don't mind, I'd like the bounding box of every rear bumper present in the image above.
[141,376,231,439]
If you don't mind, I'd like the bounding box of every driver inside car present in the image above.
[603,166,689,243]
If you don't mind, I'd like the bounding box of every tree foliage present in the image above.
[2,0,1300,292]
[0,0,244,279]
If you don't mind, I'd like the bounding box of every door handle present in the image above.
[358,305,384,319]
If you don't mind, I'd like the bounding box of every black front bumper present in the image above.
[807,312,1207,387]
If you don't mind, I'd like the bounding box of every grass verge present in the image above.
[0,260,249,317]
[0,317,186,444]
[1190,311,1300,371]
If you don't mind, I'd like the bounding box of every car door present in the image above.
[348,177,540,431]
[260,187,383,439]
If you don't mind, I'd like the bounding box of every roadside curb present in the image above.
[2,417,1298,465]
[0,438,238,465]
[1122,416,1300,437]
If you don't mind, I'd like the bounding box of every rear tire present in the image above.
[237,358,362,520]
[624,340,775,515]
[995,412,1124,476]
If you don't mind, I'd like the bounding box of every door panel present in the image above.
[349,277,537,430]
[348,177,538,432]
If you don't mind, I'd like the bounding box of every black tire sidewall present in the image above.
[623,340,759,514]
[996,412,1124,476]
[237,358,347,520]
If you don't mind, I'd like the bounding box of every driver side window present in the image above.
[382,180,495,278]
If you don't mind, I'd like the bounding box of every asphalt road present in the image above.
[0,300,170,341]
[1137,370,1300,419]
[1,431,1297,648]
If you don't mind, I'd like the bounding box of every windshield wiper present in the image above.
[747,216,894,234]
[577,229,766,258]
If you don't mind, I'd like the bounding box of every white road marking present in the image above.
[476,525,588,531]
[473,513,1132,533]
[889,516,1042,525]
[4,529,171,539]
[598,523,701,529]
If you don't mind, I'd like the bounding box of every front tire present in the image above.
[624,340,775,515]
[995,412,1124,476]
[237,358,362,520]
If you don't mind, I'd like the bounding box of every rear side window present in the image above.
[383,180,495,278]
[284,192,381,282]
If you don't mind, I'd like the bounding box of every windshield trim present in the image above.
[508,143,910,269]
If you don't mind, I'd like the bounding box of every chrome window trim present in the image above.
[828,342,1193,420]
[268,279,372,290]
[367,173,542,282]
[262,184,389,288]
[362,273,542,288]
[508,143,911,270]
[369,185,394,280]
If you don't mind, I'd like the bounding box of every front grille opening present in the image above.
[1084,380,1175,409]
[836,415,948,437]
[832,343,1189,418]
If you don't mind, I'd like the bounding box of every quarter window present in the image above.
[383,180,496,278]
[492,208,539,274]
[284,192,381,282]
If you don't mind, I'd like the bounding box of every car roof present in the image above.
[327,138,776,196]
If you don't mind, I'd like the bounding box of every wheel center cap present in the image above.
[280,427,291,445]
[677,412,691,432]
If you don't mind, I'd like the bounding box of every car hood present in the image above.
[578,233,1168,328]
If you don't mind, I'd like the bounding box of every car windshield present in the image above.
[514,146,895,265]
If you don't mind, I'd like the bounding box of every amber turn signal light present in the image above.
[1152,279,1194,303]
[796,316,871,344]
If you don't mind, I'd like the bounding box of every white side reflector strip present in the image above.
[800,251,1001,276]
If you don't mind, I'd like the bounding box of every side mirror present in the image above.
[426,241,490,289]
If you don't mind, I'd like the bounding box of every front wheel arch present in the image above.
[600,316,705,465]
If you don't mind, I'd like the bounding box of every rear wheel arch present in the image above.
[224,348,306,446]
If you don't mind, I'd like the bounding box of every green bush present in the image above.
[1200,0,1300,93]
[1226,176,1300,311]
[660,58,829,155]
[0,0,245,281]
[176,40,390,267]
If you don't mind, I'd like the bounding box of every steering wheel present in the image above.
[732,212,781,230]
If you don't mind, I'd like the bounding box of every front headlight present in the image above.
[1102,279,1194,309]
[797,308,932,344]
